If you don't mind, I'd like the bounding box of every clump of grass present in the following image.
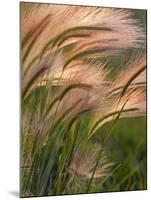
[20,2,147,197]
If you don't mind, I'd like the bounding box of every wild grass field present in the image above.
[20,3,147,197]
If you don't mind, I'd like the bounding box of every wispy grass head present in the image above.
[69,143,113,180]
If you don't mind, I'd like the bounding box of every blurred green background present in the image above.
[91,117,147,192]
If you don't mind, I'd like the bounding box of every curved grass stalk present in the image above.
[22,14,51,63]
[108,81,146,97]
[45,83,92,117]
[22,66,48,99]
[88,94,138,139]
[40,26,113,57]
[120,65,146,97]
[62,47,117,71]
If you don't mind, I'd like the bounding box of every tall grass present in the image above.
[20,2,147,197]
